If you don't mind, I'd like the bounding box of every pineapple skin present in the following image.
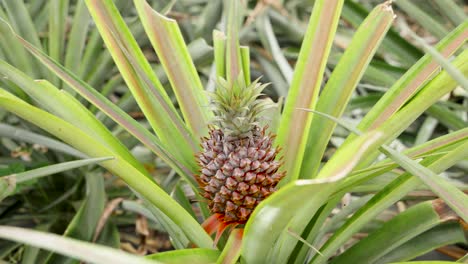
[197,125,284,224]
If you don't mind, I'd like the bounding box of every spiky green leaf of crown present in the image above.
[209,77,273,139]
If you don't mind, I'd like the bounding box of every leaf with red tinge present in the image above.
[84,0,199,171]
[134,0,212,139]
[276,0,344,185]
[301,0,395,179]
[0,17,198,188]
[202,213,236,247]
[217,228,243,264]
[352,22,467,133]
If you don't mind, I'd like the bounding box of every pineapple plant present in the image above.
[0,0,466,263]
[197,77,284,226]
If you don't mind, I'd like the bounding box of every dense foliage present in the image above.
[0,0,466,263]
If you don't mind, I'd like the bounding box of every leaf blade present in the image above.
[0,20,198,187]
[84,0,198,165]
[0,226,161,264]
[301,1,395,179]
[331,201,462,263]
[134,0,212,138]
[0,91,213,248]
[2,157,112,184]
[276,0,344,184]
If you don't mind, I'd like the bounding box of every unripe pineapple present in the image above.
[197,77,285,225]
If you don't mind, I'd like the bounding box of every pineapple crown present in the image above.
[209,76,273,139]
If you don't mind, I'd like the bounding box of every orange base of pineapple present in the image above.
[202,213,241,246]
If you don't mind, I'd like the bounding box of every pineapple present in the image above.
[197,77,285,226]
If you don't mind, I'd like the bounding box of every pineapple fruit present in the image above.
[197,77,285,225]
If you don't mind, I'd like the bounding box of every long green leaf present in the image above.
[147,249,219,264]
[301,1,394,179]
[133,0,212,138]
[406,28,468,91]
[0,90,213,248]
[307,109,468,221]
[1,157,111,184]
[0,226,160,264]
[64,0,90,76]
[351,22,467,134]
[84,0,198,166]
[271,130,388,263]
[377,222,466,263]
[217,229,243,264]
[358,49,468,167]
[310,141,468,264]
[289,194,343,264]
[0,58,148,177]
[48,0,68,87]
[242,130,384,263]
[1,0,46,78]
[0,19,197,187]
[243,180,334,264]
[0,123,85,158]
[2,0,42,48]
[331,200,461,263]
[276,0,344,184]
[213,30,226,78]
[225,0,243,84]
[36,80,149,176]
[78,29,105,79]
[380,145,468,222]
[240,46,250,85]
[0,8,35,78]
[337,127,468,194]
